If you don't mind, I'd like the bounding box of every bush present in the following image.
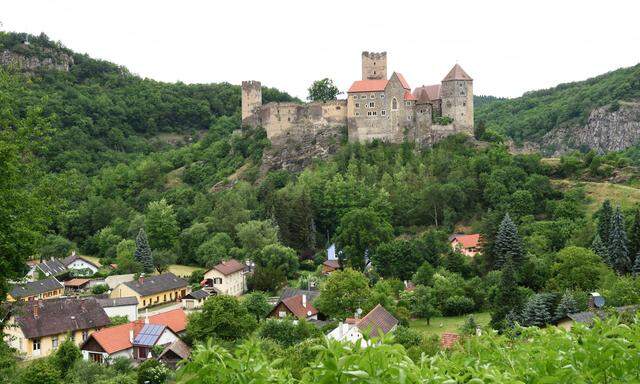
[442,295,475,316]
[393,326,423,349]
[257,318,320,347]
[91,284,109,295]
[136,359,169,384]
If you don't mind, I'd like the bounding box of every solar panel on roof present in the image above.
[133,324,166,346]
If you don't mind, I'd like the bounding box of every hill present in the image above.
[0,31,297,173]
[475,63,640,154]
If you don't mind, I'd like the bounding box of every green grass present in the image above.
[554,180,640,216]
[409,312,490,337]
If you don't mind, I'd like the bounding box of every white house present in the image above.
[181,289,213,310]
[26,252,99,281]
[96,297,139,321]
[202,259,248,296]
[63,252,100,275]
[327,305,398,346]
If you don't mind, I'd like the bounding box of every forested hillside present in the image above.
[0,32,297,173]
[476,63,640,143]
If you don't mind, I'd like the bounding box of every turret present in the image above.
[440,64,473,130]
[361,51,387,80]
[241,80,262,127]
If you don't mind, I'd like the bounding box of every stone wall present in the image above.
[260,100,347,140]
[441,79,473,133]
[241,80,262,124]
[0,48,73,72]
[361,51,387,80]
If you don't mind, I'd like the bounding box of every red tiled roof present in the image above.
[348,79,388,93]
[210,259,246,276]
[451,234,481,249]
[356,304,398,337]
[84,308,187,354]
[394,73,411,90]
[442,64,472,81]
[403,91,416,101]
[323,260,340,269]
[413,85,441,101]
[281,294,318,319]
[440,332,460,349]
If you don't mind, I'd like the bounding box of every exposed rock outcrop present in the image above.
[1,48,73,72]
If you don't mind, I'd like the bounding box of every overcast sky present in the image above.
[2,0,639,99]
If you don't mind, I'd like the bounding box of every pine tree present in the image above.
[521,294,551,327]
[555,291,578,322]
[608,206,631,274]
[493,213,524,268]
[629,209,640,258]
[597,199,613,246]
[591,233,609,264]
[135,228,154,273]
[633,250,640,277]
[490,256,522,329]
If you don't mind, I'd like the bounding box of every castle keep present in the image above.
[242,52,473,145]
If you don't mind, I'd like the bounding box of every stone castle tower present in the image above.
[241,80,262,125]
[361,51,387,80]
[440,64,473,129]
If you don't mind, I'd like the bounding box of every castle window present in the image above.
[367,111,372,116]
[355,112,360,116]
[355,103,360,108]
[407,115,412,121]
[368,102,375,108]
[380,94,385,99]
[361,95,367,99]
[405,101,411,107]
[392,98,398,110]
[370,94,375,99]
[381,110,386,116]
[336,106,341,110]
[372,111,377,116]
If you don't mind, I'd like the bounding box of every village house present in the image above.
[327,304,398,346]
[557,292,639,330]
[80,308,187,363]
[202,259,248,296]
[7,277,64,302]
[181,289,212,310]
[322,260,340,275]
[26,252,100,281]
[104,273,135,289]
[96,296,139,321]
[4,297,110,359]
[269,293,318,321]
[64,278,91,293]
[449,233,482,257]
[109,273,189,309]
[157,339,191,369]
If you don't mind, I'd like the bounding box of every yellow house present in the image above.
[3,297,111,359]
[7,277,64,302]
[110,273,189,309]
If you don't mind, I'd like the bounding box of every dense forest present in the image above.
[475,63,640,142]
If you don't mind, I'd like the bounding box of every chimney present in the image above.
[138,273,144,285]
[32,303,39,318]
[302,294,307,308]
[129,329,134,343]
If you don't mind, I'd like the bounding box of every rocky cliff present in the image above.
[1,48,73,72]
[513,101,640,155]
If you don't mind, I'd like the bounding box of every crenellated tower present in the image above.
[361,51,387,80]
[440,64,473,130]
[241,80,262,127]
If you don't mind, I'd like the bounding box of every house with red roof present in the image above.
[242,51,474,146]
[80,308,187,363]
[202,259,249,296]
[327,304,399,347]
[450,233,482,257]
[268,294,318,321]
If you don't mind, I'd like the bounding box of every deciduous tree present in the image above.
[307,78,341,102]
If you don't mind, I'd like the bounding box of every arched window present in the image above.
[392,97,398,110]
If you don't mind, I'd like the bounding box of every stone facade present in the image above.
[1,48,73,72]
[242,52,473,146]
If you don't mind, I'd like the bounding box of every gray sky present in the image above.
[2,0,639,99]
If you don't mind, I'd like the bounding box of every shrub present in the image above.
[442,295,475,316]
[91,284,109,295]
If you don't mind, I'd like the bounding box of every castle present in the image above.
[242,52,473,145]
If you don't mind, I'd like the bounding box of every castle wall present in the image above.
[242,81,262,126]
[260,100,347,140]
[441,80,473,134]
[361,52,387,80]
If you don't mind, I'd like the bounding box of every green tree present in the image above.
[412,262,435,286]
[371,240,420,280]
[410,285,440,324]
[39,235,74,261]
[597,199,613,246]
[136,359,169,384]
[255,244,299,279]
[53,337,82,377]
[608,206,631,274]
[493,213,525,268]
[307,78,341,102]
[555,290,579,321]
[196,232,234,268]
[628,209,640,258]
[17,358,60,384]
[187,295,257,343]
[335,208,393,270]
[152,249,177,273]
[490,257,523,329]
[134,228,154,273]
[247,266,287,294]
[145,199,179,251]
[550,246,608,292]
[633,251,640,277]
[257,318,320,347]
[590,233,608,263]
[236,220,279,258]
[315,268,372,319]
[242,291,272,321]
[521,294,551,327]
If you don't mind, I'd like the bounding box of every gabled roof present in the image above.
[12,297,110,339]
[148,308,187,334]
[64,278,90,288]
[62,254,100,269]
[35,259,67,276]
[348,79,388,93]
[442,64,472,81]
[158,338,191,361]
[451,234,481,249]
[133,324,167,347]
[122,273,187,296]
[416,89,431,104]
[95,296,139,308]
[273,294,318,320]
[208,259,247,276]
[184,289,210,300]
[394,72,411,90]
[403,91,416,101]
[10,277,63,299]
[356,304,398,337]
[105,274,135,289]
[413,85,441,101]
[279,287,320,302]
[323,259,340,269]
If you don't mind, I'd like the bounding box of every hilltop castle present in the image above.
[242,52,473,145]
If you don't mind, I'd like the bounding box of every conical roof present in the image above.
[442,64,472,81]
[416,89,432,104]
